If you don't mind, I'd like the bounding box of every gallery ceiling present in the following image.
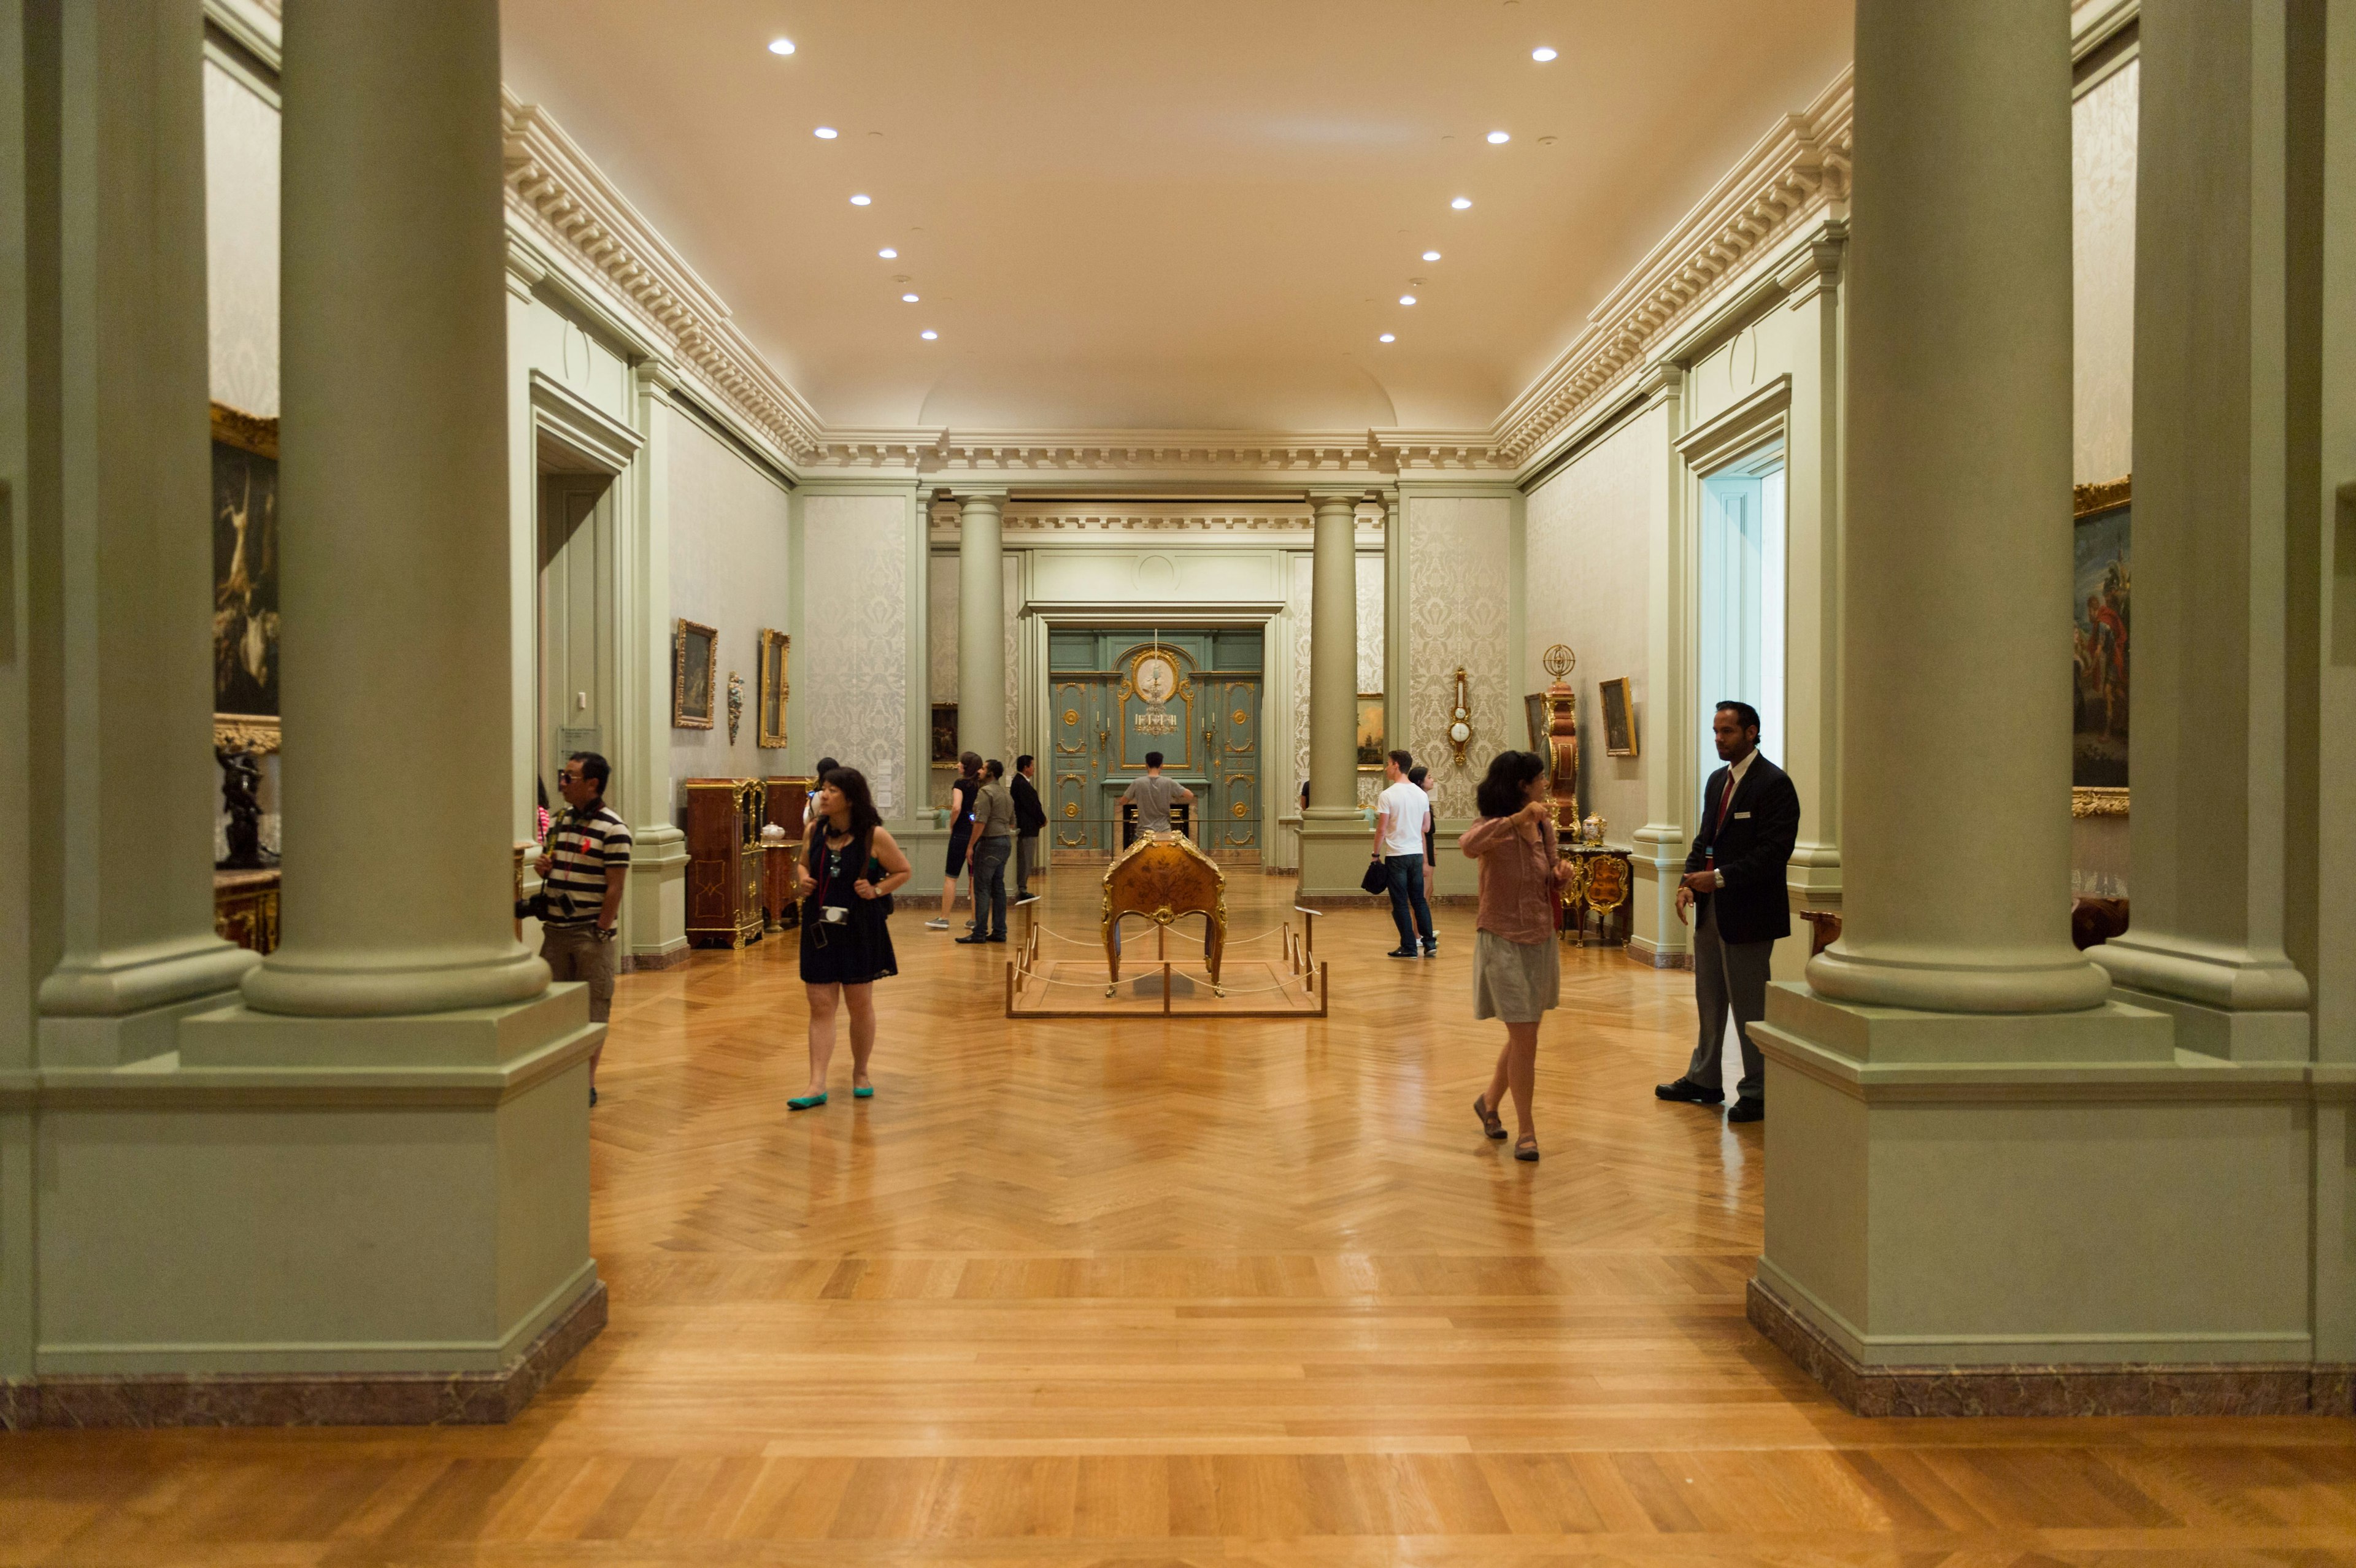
[499,0,1853,435]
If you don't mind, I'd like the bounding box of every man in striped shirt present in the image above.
[535,750,631,1104]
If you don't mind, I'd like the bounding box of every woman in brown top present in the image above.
[1457,750,1578,1162]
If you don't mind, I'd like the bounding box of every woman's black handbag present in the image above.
[1360,858,1390,896]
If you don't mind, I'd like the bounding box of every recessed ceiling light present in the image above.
[1422,250,1441,261]
[1399,294,1417,306]
[878,247,898,259]
[813,126,838,139]
[920,329,938,340]
[768,37,795,55]
[1487,130,1511,144]
[1450,197,1472,210]
[849,194,871,206]
[1379,333,1396,344]
[901,293,919,302]
[1531,45,1557,61]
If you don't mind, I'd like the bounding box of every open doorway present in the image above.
[1696,441,1787,782]
[537,462,618,828]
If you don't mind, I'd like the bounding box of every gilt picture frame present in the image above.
[211,402,281,754]
[756,628,790,748]
[1599,677,1638,758]
[1524,693,1549,752]
[1355,694,1385,772]
[674,618,717,729]
[2071,476,2130,817]
[931,703,960,765]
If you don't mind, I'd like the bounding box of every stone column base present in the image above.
[1,1278,604,1429]
[1749,1273,2343,1417]
[1296,817,1376,900]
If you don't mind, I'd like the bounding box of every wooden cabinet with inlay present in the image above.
[684,777,764,948]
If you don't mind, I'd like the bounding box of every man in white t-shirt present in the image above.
[1371,749,1436,958]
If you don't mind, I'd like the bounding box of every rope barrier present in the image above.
[1007,966,1315,999]
[1030,921,1288,948]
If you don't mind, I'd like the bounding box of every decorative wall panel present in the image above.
[1406,498,1511,820]
[203,60,279,418]
[2073,58,2138,484]
[1525,410,1658,842]
[801,494,910,815]
[667,419,792,802]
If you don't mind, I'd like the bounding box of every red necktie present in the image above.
[1717,770,1738,831]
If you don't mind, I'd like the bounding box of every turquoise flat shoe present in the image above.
[787,1093,828,1110]
[853,1085,874,1099]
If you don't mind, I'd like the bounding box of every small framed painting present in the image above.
[1355,694,1385,770]
[931,703,960,764]
[757,628,789,748]
[2071,476,2130,812]
[674,618,717,729]
[1599,677,1638,757]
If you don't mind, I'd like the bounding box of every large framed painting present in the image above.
[674,618,717,729]
[2071,477,2130,815]
[211,404,280,753]
[756,628,789,748]
[931,703,960,764]
[1523,693,1549,752]
[1599,677,1639,757]
[1355,694,1385,771]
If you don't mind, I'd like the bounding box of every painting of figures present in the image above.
[212,416,280,719]
[2071,502,2130,789]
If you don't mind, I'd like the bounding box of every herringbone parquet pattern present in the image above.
[6,872,2355,1566]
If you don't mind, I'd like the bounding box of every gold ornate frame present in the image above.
[674,618,717,729]
[2071,474,2130,819]
[1356,693,1385,772]
[212,403,281,755]
[1598,676,1639,758]
[756,628,790,748]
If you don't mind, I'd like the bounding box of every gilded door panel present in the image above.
[1213,678,1260,850]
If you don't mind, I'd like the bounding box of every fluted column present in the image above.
[31,0,257,1058]
[2090,0,2315,1059]
[243,0,545,1015]
[957,491,1006,765]
[1805,0,2108,1013]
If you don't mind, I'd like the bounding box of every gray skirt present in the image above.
[1473,929,1561,1023]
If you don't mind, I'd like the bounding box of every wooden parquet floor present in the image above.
[7,873,2356,1566]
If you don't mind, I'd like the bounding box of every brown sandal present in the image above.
[1514,1134,1540,1163]
[1474,1093,1506,1140]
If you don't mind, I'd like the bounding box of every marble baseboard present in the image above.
[622,945,692,974]
[0,1278,605,1429]
[1749,1275,2328,1417]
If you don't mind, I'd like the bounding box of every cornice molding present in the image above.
[1488,66,1852,466]
[501,92,825,465]
[928,498,1385,541]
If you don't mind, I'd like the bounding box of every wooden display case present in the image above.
[684,777,764,948]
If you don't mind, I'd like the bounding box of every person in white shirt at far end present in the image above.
[1372,750,1437,959]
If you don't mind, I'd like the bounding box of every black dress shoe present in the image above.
[955,933,989,945]
[1386,947,1420,959]
[1655,1077,1722,1105]
[1727,1097,1765,1123]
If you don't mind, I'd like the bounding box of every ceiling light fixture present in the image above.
[1487,130,1511,144]
[901,293,919,302]
[921,329,938,340]
[1531,45,1557,61]
[768,37,795,55]
[850,193,872,206]
[878,247,898,259]
[1422,250,1441,261]
[1399,294,1417,306]
[1379,333,1396,344]
[813,126,838,139]
[1450,196,1472,210]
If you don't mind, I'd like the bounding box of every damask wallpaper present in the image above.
[1405,497,1511,820]
[2073,58,2137,485]
[1287,551,1385,811]
[667,418,792,798]
[923,550,1023,804]
[802,494,910,815]
[1525,410,1657,842]
[203,60,279,418]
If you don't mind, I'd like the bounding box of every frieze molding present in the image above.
[818,431,1507,477]
[502,93,826,465]
[1490,67,1853,465]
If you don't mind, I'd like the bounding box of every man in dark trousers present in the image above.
[1010,753,1048,904]
[1655,700,1799,1123]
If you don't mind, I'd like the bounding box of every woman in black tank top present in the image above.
[789,767,911,1111]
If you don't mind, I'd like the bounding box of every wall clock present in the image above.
[1449,667,1474,766]
[1134,651,1179,705]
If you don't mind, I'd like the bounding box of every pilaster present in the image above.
[1297,490,1366,897]
[623,357,688,966]
[957,490,1007,766]
[1628,363,1692,965]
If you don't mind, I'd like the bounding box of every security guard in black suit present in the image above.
[1655,699,1800,1123]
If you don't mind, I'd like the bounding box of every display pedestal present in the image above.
[1750,982,2322,1414]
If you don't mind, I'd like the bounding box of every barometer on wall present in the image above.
[1449,667,1474,767]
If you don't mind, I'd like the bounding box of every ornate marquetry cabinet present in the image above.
[762,775,815,931]
[684,776,765,948]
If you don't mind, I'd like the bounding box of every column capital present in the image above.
[1635,361,1684,404]
[1305,489,1365,515]
[633,356,684,401]
[1776,219,1849,310]
[504,235,548,301]
[957,489,1009,512]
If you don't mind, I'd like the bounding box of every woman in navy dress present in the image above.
[789,767,910,1110]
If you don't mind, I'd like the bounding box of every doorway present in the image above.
[537,466,618,817]
[1695,442,1786,783]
